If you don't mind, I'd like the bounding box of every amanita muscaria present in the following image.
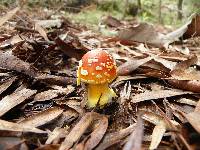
[77,50,117,108]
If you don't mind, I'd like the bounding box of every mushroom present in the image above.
[77,50,117,108]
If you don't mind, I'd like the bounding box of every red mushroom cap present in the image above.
[77,50,117,84]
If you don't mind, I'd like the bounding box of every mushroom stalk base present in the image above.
[87,83,116,108]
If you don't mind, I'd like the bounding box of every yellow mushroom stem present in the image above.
[87,83,117,108]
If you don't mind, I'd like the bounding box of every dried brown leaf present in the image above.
[0,76,17,95]
[183,14,200,39]
[19,107,63,127]
[118,14,200,47]
[0,137,27,150]
[0,88,37,117]
[153,56,177,70]
[173,55,198,70]
[55,36,87,60]
[184,112,200,134]
[59,112,106,150]
[183,101,200,135]
[0,7,20,27]
[149,122,167,150]
[83,115,108,150]
[117,56,153,76]
[0,51,39,77]
[0,119,46,133]
[164,14,200,43]
[194,99,200,112]
[118,23,166,47]
[141,111,179,150]
[131,89,191,103]
[35,22,49,41]
[36,144,59,150]
[95,124,136,150]
[168,80,200,93]
[102,16,123,28]
[169,55,198,80]
[170,69,200,81]
[60,112,108,150]
[123,116,143,150]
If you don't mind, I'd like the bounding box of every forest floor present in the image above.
[0,4,200,150]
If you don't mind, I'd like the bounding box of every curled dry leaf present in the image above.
[123,116,143,150]
[163,14,200,44]
[141,111,179,150]
[55,36,87,60]
[170,68,200,81]
[18,107,63,127]
[172,55,197,71]
[118,23,166,47]
[118,14,200,48]
[169,55,199,80]
[117,56,153,76]
[0,88,37,117]
[102,16,123,28]
[59,112,94,150]
[35,22,50,41]
[0,119,46,133]
[95,124,136,150]
[59,112,107,150]
[131,89,191,103]
[168,80,200,93]
[182,14,200,39]
[81,115,108,150]
[0,7,20,27]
